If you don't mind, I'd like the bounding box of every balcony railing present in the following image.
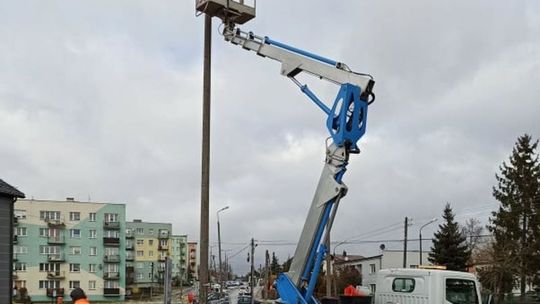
[104,221,120,229]
[13,217,18,226]
[47,271,66,279]
[103,288,120,296]
[103,254,120,263]
[13,235,18,244]
[126,243,134,250]
[12,272,17,279]
[158,256,167,262]
[126,254,134,261]
[47,253,65,262]
[103,272,120,280]
[47,235,65,244]
[44,217,65,227]
[126,230,134,238]
[103,237,120,246]
[158,244,169,251]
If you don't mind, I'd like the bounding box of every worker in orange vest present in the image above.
[70,287,90,304]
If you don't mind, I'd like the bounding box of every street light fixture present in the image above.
[419,218,438,266]
[217,206,229,294]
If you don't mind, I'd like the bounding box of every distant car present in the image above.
[237,295,252,304]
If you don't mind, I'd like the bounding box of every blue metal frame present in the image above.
[264,37,338,67]
[266,37,370,304]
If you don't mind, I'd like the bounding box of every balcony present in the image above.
[126,243,134,250]
[47,271,66,279]
[47,254,65,262]
[158,256,167,262]
[13,235,18,244]
[103,237,120,247]
[126,254,134,261]
[103,288,120,296]
[104,254,120,263]
[44,217,65,227]
[103,272,120,280]
[46,288,65,297]
[13,253,17,261]
[158,244,169,251]
[12,272,17,279]
[126,230,134,238]
[47,235,65,245]
[158,231,169,239]
[104,221,120,229]
[13,217,18,226]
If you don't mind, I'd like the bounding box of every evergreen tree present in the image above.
[270,252,281,274]
[490,134,540,295]
[428,203,471,271]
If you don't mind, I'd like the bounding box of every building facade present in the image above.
[187,242,198,281]
[13,198,126,302]
[0,179,25,303]
[126,220,172,296]
[170,235,188,285]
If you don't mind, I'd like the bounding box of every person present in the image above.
[70,287,90,304]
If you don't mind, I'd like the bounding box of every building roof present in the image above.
[0,179,25,199]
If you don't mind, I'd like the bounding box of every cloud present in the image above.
[1,0,540,273]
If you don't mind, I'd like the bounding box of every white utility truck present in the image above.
[374,268,482,304]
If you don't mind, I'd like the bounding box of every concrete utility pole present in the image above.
[325,224,331,297]
[264,250,269,299]
[250,238,255,304]
[199,13,212,304]
[217,206,229,294]
[403,217,408,268]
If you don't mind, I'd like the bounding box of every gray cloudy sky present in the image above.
[2,1,540,274]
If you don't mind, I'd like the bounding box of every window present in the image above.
[69,212,80,221]
[14,209,27,219]
[15,227,27,236]
[70,229,81,238]
[40,246,60,255]
[137,262,145,269]
[39,280,60,289]
[137,273,144,279]
[105,247,119,255]
[13,262,27,271]
[14,246,28,254]
[70,263,81,272]
[104,213,119,222]
[89,212,96,222]
[104,230,120,238]
[70,246,81,255]
[39,263,60,272]
[369,263,376,274]
[105,281,119,288]
[149,251,154,257]
[136,228,144,235]
[149,240,154,246]
[149,228,154,235]
[89,229,97,239]
[392,278,415,293]
[69,281,80,289]
[89,280,96,290]
[39,228,48,237]
[90,247,97,256]
[445,279,478,304]
[40,211,60,220]
[89,264,96,273]
[160,239,167,246]
[137,239,144,245]
[369,284,376,294]
[137,251,144,257]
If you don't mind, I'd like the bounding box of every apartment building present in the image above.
[170,235,188,285]
[188,242,198,281]
[126,220,171,296]
[13,198,126,302]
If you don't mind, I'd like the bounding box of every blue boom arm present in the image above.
[223,27,374,304]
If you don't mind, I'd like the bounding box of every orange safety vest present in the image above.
[74,298,90,304]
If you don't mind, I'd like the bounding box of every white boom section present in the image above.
[224,28,372,90]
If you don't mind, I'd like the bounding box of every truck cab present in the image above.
[374,268,482,304]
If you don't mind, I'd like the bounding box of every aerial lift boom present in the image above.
[222,26,375,304]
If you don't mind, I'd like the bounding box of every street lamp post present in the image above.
[217,206,229,295]
[419,218,438,265]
